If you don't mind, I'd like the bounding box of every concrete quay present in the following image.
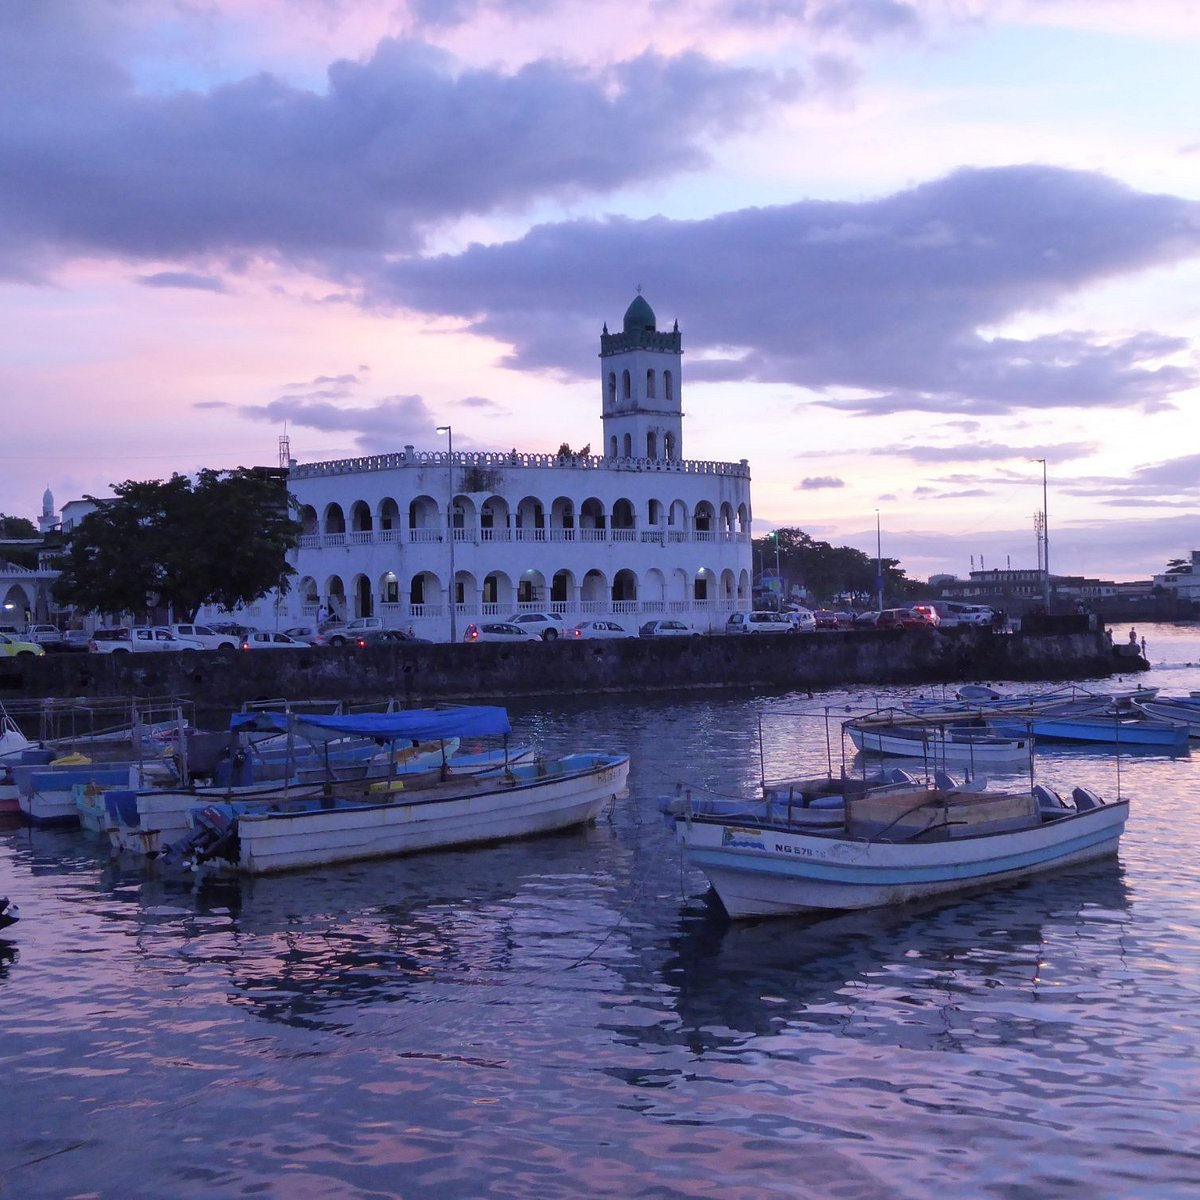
[0,626,1134,710]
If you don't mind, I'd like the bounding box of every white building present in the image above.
[278,293,755,639]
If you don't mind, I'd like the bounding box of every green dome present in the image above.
[623,294,656,334]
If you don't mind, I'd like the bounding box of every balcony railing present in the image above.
[299,526,749,550]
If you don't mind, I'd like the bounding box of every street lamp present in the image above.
[436,425,456,643]
[1033,458,1050,610]
[875,509,884,610]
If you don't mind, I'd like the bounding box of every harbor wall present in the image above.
[0,627,1134,708]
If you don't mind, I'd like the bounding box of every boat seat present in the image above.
[887,768,919,784]
[1071,786,1105,812]
[1032,784,1072,816]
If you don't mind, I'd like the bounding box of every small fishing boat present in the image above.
[163,706,628,876]
[844,713,1032,767]
[0,895,19,932]
[989,711,1189,750]
[675,778,1128,918]
[1132,695,1200,738]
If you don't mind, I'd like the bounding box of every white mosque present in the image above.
[271,292,755,638]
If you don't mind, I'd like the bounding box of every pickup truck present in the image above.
[88,627,205,654]
[26,624,63,646]
[167,623,241,651]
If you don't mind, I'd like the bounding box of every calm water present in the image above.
[5,623,1200,1199]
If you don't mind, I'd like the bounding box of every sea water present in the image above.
[4,622,1200,1199]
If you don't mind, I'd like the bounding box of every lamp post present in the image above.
[875,509,884,611]
[1034,458,1050,610]
[436,425,457,643]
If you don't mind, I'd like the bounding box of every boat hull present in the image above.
[846,725,1032,766]
[991,716,1188,749]
[186,753,630,876]
[678,800,1128,917]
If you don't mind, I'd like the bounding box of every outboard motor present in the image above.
[161,804,240,870]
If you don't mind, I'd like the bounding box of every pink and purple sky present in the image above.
[3,1,1199,581]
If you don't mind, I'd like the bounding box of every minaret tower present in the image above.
[599,290,683,461]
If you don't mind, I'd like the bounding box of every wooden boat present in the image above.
[989,711,1188,750]
[675,779,1128,918]
[844,714,1032,767]
[162,707,628,875]
[1133,696,1200,738]
[0,895,18,932]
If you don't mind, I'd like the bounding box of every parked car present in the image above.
[463,622,541,644]
[787,608,818,632]
[639,619,701,638]
[167,622,241,651]
[321,617,388,646]
[569,619,635,641]
[932,602,994,628]
[909,604,941,627]
[41,629,91,654]
[240,631,308,650]
[726,611,793,635]
[208,622,257,641]
[25,624,62,646]
[876,608,932,630]
[505,613,565,641]
[852,610,882,628]
[354,629,432,647]
[0,632,44,657]
[811,609,839,629]
[89,627,204,653]
[283,625,328,646]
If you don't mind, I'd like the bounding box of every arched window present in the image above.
[664,370,673,401]
[622,369,631,400]
[607,372,617,405]
[609,435,618,457]
[664,432,676,460]
[622,433,632,457]
[646,369,656,399]
[646,431,657,459]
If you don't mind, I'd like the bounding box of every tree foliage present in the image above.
[754,527,912,605]
[52,469,302,622]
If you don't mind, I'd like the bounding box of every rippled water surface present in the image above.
[5,623,1200,1198]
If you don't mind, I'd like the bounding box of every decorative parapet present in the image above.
[290,451,751,481]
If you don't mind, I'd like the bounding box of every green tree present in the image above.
[0,513,39,569]
[754,527,910,605]
[52,469,302,622]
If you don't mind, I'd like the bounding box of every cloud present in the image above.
[377,165,1200,416]
[877,440,1098,464]
[239,393,436,454]
[0,24,797,276]
[138,271,228,292]
[797,475,844,489]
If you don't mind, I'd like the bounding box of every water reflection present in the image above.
[664,859,1131,1054]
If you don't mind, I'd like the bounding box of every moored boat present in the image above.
[675,778,1128,918]
[844,714,1032,768]
[162,706,628,875]
[0,895,18,932]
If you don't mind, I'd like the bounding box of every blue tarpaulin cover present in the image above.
[230,706,512,742]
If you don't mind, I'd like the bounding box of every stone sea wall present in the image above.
[0,627,1133,709]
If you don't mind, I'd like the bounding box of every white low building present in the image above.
[276,293,755,639]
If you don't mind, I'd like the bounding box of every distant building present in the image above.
[1153,551,1200,601]
[243,292,755,638]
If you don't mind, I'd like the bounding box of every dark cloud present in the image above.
[0,18,797,276]
[138,271,227,292]
[878,440,1098,464]
[379,166,1200,416]
[797,475,844,489]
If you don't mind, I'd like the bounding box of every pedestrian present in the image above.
[317,601,329,626]
[1141,636,1147,657]
[1128,627,1137,644]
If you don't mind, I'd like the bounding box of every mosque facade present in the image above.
[270,293,755,638]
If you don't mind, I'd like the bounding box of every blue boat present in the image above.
[990,712,1189,750]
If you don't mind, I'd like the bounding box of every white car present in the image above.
[463,622,541,644]
[505,612,565,641]
[88,627,205,654]
[168,623,241,651]
[786,608,817,633]
[240,631,308,650]
[725,611,793,635]
[569,619,635,640]
[639,619,700,638]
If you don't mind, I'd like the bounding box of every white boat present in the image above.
[844,715,1032,767]
[0,706,38,762]
[163,707,627,875]
[103,738,534,858]
[676,779,1128,918]
[1133,696,1200,737]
